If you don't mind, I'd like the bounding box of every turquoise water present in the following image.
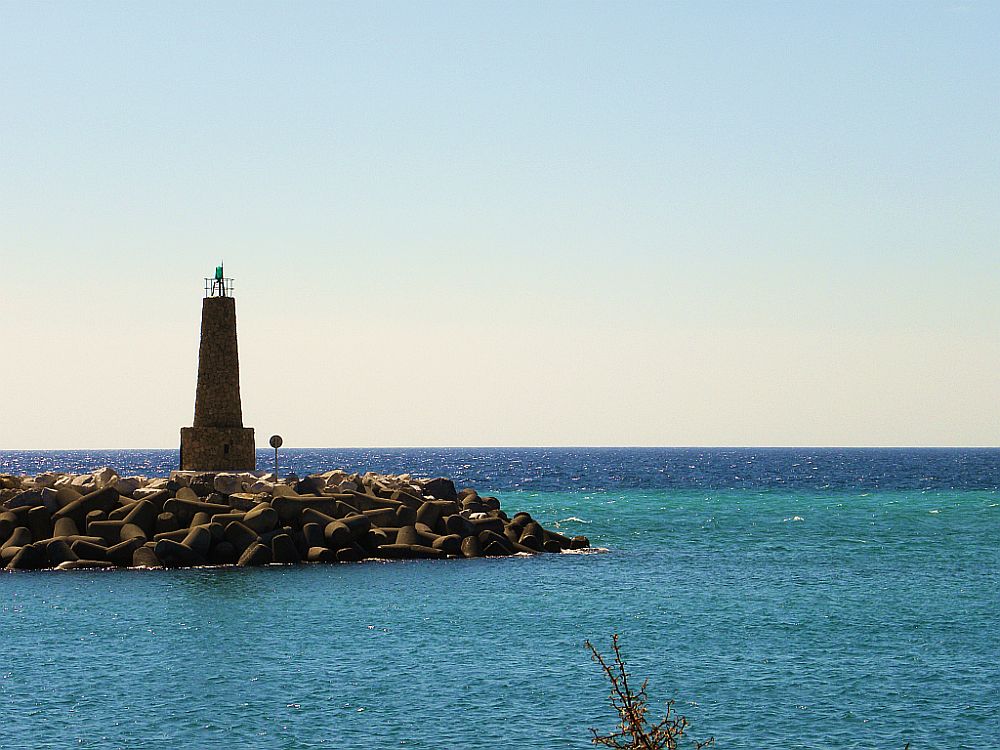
[2,450,998,749]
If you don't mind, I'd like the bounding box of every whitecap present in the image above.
[929,509,940,514]
[557,516,591,525]
[782,516,804,522]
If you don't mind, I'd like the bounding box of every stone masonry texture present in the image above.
[180,296,255,470]
[193,296,243,428]
[180,426,255,471]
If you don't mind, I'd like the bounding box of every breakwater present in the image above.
[0,467,591,571]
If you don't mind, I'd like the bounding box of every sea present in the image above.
[1,448,997,750]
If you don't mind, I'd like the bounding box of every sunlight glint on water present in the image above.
[1,448,997,749]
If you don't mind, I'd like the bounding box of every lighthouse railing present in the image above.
[204,277,235,297]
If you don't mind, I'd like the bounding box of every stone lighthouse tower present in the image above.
[179,266,256,471]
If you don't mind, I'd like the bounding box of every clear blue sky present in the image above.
[1,1,997,448]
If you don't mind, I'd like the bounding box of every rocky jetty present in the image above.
[0,468,590,571]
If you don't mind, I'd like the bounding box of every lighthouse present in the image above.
[179,265,256,471]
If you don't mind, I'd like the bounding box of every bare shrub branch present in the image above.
[586,634,713,750]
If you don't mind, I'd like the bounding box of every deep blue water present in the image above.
[1,448,998,749]
[4,446,999,492]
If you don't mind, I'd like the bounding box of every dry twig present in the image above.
[586,634,713,750]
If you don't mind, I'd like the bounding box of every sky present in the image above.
[1,1,997,448]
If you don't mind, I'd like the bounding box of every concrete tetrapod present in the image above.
[1,467,591,572]
[132,546,161,568]
[154,538,201,567]
[46,538,78,566]
[242,503,278,534]
[27,507,53,544]
[271,533,300,564]
[223,521,260,554]
[237,542,272,567]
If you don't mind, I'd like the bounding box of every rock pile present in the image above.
[0,468,590,571]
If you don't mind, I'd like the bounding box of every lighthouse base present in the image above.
[180,427,256,471]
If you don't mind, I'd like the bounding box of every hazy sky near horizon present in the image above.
[1,1,998,449]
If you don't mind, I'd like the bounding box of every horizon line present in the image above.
[2,445,998,451]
